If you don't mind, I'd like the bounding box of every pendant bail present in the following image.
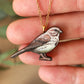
[43,25,46,32]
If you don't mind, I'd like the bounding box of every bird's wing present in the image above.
[27,34,51,50]
[11,34,51,58]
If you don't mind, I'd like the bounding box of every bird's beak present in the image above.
[59,30,63,33]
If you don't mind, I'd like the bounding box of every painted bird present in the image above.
[11,27,62,61]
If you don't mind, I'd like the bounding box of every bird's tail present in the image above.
[11,47,30,58]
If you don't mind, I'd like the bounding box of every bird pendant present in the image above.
[11,27,62,61]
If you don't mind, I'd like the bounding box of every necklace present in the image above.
[11,0,62,61]
[36,0,52,32]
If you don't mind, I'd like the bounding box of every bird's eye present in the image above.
[54,29,59,33]
[54,29,57,31]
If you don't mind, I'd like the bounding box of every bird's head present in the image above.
[47,27,62,37]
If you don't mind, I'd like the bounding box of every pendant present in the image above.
[11,27,62,61]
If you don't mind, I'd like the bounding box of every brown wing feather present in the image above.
[28,34,51,49]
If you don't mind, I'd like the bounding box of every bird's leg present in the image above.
[39,53,52,61]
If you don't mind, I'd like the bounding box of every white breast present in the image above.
[34,35,59,53]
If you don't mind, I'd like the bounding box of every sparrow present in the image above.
[11,27,62,61]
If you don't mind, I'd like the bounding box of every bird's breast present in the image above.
[33,42,56,53]
[33,37,59,54]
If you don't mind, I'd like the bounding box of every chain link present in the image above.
[36,0,52,32]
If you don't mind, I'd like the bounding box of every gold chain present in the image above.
[36,0,52,32]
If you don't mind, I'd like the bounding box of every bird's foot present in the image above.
[39,56,52,61]
[39,53,52,61]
